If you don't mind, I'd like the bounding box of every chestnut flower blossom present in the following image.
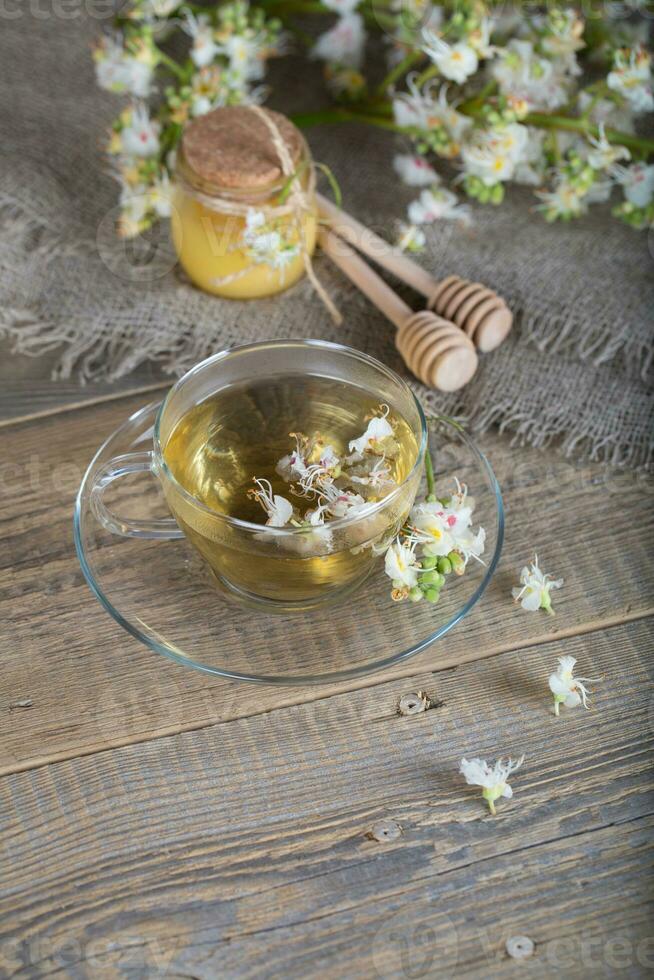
[395,222,426,253]
[385,540,421,591]
[93,32,157,98]
[249,478,294,527]
[468,17,497,60]
[612,161,654,208]
[349,455,394,492]
[392,75,433,129]
[512,555,563,614]
[348,407,394,455]
[460,756,524,815]
[321,484,369,519]
[183,12,219,69]
[410,484,485,565]
[536,178,588,222]
[548,656,599,716]
[585,125,630,171]
[421,30,479,85]
[393,154,439,187]
[111,103,161,158]
[276,435,310,483]
[407,187,471,225]
[607,46,654,114]
[492,39,568,111]
[218,32,266,85]
[321,0,361,12]
[311,12,366,69]
[146,170,172,218]
[461,123,529,187]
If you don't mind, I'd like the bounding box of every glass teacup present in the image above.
[90,340,427,610]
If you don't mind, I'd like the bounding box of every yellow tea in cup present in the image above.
[163,374,421,606]
[89,341,427,611]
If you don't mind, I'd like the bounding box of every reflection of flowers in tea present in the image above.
[348,456,395,497]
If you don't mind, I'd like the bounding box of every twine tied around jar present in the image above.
[176,105,341,324]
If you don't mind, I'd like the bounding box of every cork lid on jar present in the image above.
[180,106,305,190]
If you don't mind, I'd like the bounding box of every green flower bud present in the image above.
[420,570,441,586]
[409,586,423,602]
[448,551,465,575]
[491,184,504,205]
[425,587,440,603]
[437,557,452,575]
[421,556,438,570]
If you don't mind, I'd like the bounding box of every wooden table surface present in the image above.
[1,356,653,980]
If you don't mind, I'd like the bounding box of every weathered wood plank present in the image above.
[0,340,167,423]
[0,622,652,979]
[0,379,170,428]
[0,392,652,773]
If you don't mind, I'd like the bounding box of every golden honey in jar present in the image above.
[171,106,317,299]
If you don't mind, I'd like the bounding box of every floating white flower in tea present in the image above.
[249,405,485,598]
[248,478,295,527]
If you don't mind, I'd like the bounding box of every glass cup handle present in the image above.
[90,451,185,540]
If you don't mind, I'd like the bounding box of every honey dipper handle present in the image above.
[317,227,411,331]
[317,193,436,301]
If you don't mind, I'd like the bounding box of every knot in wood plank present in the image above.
[398,691,431,716]
[367,820,402,843]
[506,936,535,960]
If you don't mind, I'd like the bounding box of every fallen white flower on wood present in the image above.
[512,554,563,614]
[459,756,524,815]
[548,656,599,715]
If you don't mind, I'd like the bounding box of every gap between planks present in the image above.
[2,609,651,780]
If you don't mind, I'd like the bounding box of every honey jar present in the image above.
[172,105,318,299]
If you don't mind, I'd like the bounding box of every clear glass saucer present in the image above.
[74,401,504,685]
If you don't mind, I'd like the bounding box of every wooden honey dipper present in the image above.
[318,226,477,392]
[317,193,513,353]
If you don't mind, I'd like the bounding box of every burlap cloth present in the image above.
[1,13,652,469]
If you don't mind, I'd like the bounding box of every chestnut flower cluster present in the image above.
[250,405,401,545]
[93,0,285,237]
[93,1,654,242]
[307,1,653,235]
[384,476,485,604]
